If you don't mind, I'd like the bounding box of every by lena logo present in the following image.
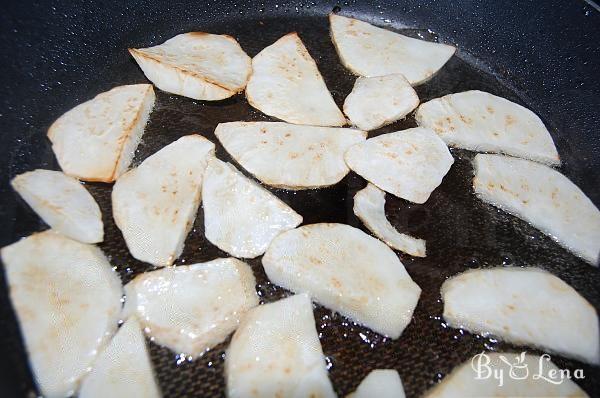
[470,351,585,387]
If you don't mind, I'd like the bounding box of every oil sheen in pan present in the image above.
[11,14,600,398]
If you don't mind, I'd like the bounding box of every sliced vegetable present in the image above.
[345,127,454,204]
[226,294,336,398]
[112,135,215,266]
[416,91,559,165]
[48,84,155,182]
[246,32,346,126]
[202,158,302,258]
[442,267,600,364]
[215,121,366,189]
[263,223,421,338]
[354,183,425,257]
[344,74,419,131]
[130,32,251,100]
[330,14,455,85]
[1,231,123,397]
[123,258,258,357]
[11,169,103,243]
[473,154,600,265]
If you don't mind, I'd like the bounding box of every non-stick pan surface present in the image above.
[1,1,599,397]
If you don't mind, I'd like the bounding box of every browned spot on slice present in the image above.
[459,114,472,124]
[486,106,495,114]
[309,256,322,265]
[331,277,342,289]
[39,199,63,213]
[188,32,210,37]
[505,114,515,126]
[51,291,71,308]
[499,184,519,197]
[549,278,571,293]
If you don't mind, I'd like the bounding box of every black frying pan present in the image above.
[1,1,599,397]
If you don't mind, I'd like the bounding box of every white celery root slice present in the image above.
[329,14,456,85]
[202,158,302,258]
[347,369,405,398]
[11,169,103,243]
[344,127,454,204]
[0,231,123,398]
[441,267,600,364]
[473,154,600,265]
[246,32,346,126]
[262,223,421,338]
[112,135,215,266]
[416,90,560,165]
[215,121,366,189]
[424,352,588,398]
[354,183,425,257]
[225,294,336,398]
[123,258,258,357]
[344,74,419,131]
[48,84,155,182]
[129,32,251,100]
[79,317,161,398]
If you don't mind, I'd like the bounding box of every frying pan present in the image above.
[0,0,599,397]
